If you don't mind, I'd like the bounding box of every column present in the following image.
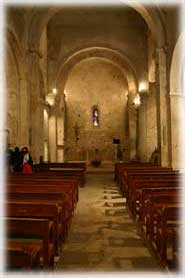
[138,94,148,161]
[146,83,158,160]
[128,96,137,160]
[56,111,65,162]
[17,77,29,147]
[170,94,185,170]
[27,50,43,162]
[156,47,170,167]
[48,106,57,162]
[56,94,65,162]
[43,105,49,162]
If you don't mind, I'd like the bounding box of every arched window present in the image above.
[92,106,99,127]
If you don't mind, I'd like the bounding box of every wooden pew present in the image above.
[140,187,179,225]
[128,179,180,217]
[127,172,180,192]
[155,205,182,268]
[7,192,71,239]
[138,189,182,270]
[116,166,169,186]
[45,168,85,186]
[115,164,183,271]
[120,169,178,194]
[6,201,61,254]
[7,184,75,217]
[9,173,81,184]
[171,227,181,270]
[8,178,78,211]
[145,196,180,242]
[9,173,80,203]
[10,175,83,190]
[6,217,55,268]
[6,241,41,270]
[34,162,86,172]
[6,165,83,269]
[114,162,153,180]
[32,164,86,186]
[124,172,179,205]
[140,188,179,235]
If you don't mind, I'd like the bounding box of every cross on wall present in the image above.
[73,122,81,142]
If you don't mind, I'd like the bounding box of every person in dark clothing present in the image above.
[6,145,14,173]
[13,147,23,172]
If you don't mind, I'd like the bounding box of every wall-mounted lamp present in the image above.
[132,93,141,109]
[46,88,58,106]
[138,82,148,94]
[46,94,55,106]
[52,88,57,95]
[63,90,68,100]
[43,109,48,120]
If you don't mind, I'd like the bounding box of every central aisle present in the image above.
[59,173,161,271]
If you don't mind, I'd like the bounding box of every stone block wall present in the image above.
[64,57,129,162]
[6,49,19,147]
[47,7,148,91]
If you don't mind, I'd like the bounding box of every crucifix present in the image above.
[73,121,80,143]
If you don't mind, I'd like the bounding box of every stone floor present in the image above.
[86,162,114,173]
[57,173,163,272]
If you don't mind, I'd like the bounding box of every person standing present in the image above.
[13,147,22,172]
[21,147,33,173]
[6,144,14,173]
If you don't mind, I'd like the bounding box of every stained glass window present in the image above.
[92,106,99,127]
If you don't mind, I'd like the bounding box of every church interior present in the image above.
[4,2,185,275]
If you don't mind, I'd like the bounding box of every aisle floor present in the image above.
[58,173,162,272]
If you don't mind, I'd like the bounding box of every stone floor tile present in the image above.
[59,173,161,272]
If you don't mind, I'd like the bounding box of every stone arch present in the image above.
[127,2,166,47]
[55,48,137,161]
[54,48,138,162]
[6,7,26,50]
[6,29,22,147]
[169,32,185,169]
[25,4,167,163]
[6,29,23,78]
[55,47,138,97]
[6,28,31,149]
[61,56,130,161]
[27,5,166,50]
[170,32,185,95]
[38,66,46,100]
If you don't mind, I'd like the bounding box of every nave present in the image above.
[4,3,183,275]
[59,174,160,271]
[6,162,182,273]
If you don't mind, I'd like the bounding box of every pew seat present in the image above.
[6,217,55,268]
[6,201,62,254]
[6,240,42,270]
[155,205,182,268]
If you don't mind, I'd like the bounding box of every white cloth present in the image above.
[23,153,29,164]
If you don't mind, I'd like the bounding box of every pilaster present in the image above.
[155,46,170,167]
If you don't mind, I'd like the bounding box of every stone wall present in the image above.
[5,6,181,167]
[6,48,19,147]
[64,57,129,162]
[47,7,148,91]
[146,83,158,160]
